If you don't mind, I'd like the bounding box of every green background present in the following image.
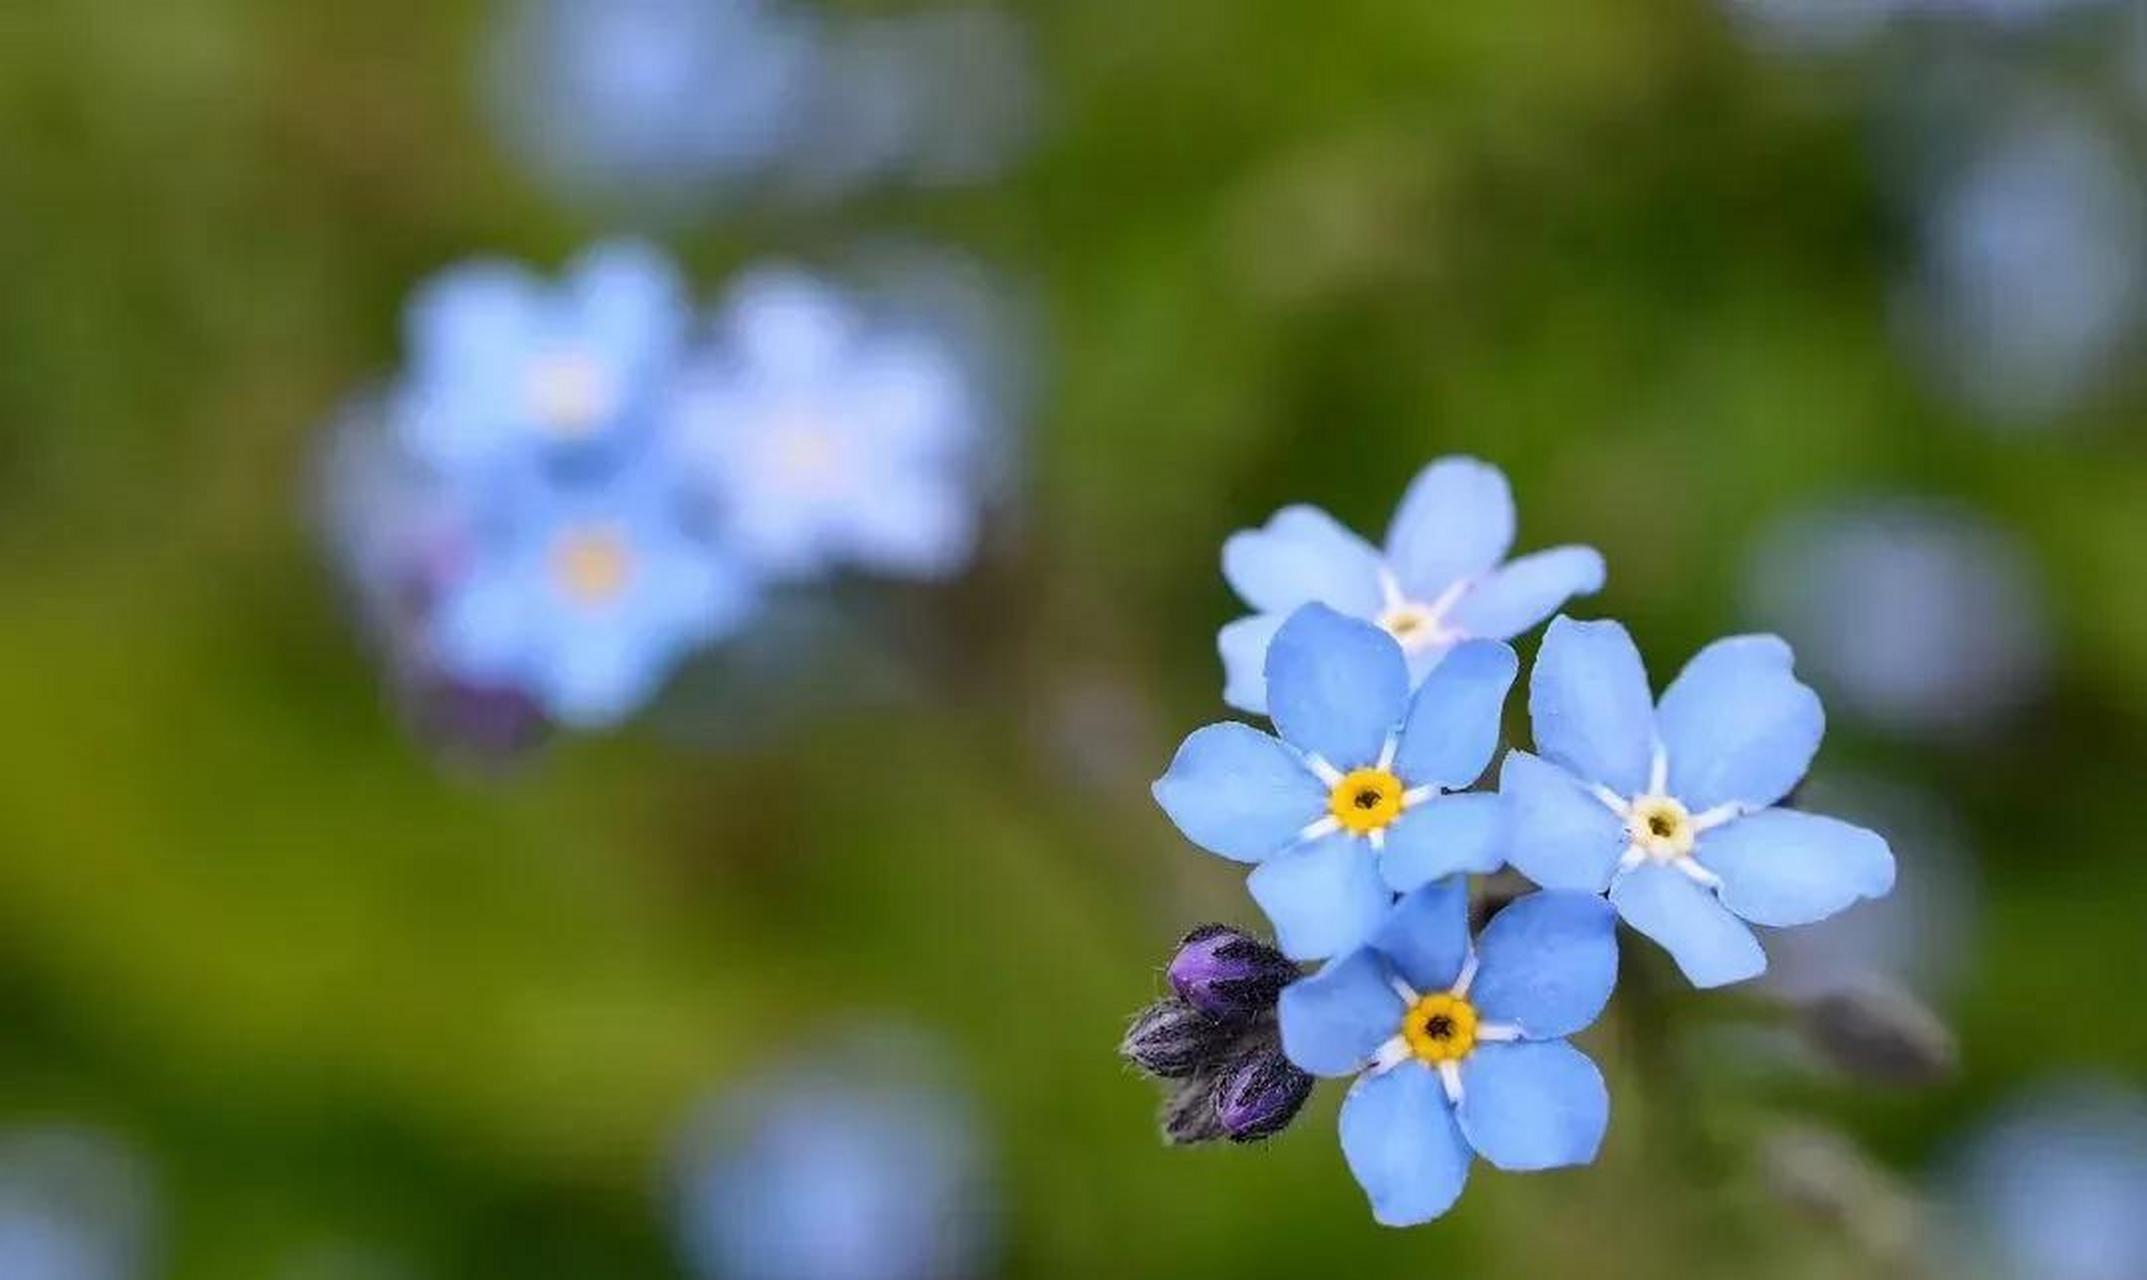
[1,1,2143,1275]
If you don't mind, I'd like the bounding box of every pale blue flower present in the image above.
[1154,604,1518,961]
[1219,456,1603,715]
[397,241,689,474]
[1501,617,1896,989]
[483,0,821,211]
[430,454,755,727]
[667,268,983,581]
[1278,881,1617,1227]
[0,1128,155,1280]
[1943,1083,2147,1280]
[673,1049,996,1280]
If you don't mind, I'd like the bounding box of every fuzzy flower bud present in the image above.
[1120,999,1234,1080]
[1213,1045,1315,1144]
[1167,925,1299,1024]
[1159,1073,1227,1146]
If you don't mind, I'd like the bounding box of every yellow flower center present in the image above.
[1402,992,1479,1064]
[1628,794,1695,861]
[550,525,635,605]
[526,352,613,436]
[1328,768,1405,835]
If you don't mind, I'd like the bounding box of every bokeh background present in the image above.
[3,0,2146,1276]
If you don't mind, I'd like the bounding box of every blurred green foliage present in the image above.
[1,0,2145,1276]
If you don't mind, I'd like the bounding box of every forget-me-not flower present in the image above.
[430,453,755,727]
[1500,616,1896,989]
[667,268,983,581]
[1942,1082,2147,1280]
[484,0,821,212]
[1278,881,1617,1227]
[1219,456,1603,714]
[1154,604,1518,961]
[397,240,689,474]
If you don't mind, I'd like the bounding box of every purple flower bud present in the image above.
[1167,925,1299,1024]
[1213,1046,1315,1144]
[1159,1073,1227,1146]
[1120,1000,1234,1079]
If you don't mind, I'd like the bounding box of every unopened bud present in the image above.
[1168,925,1299,1024]
[1798,982,1958,1087]
[1159,1072,1227,1146]
[1213,1046,1315,1143]
[1120,1000,1235,1080]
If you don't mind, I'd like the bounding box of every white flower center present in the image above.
[1375,571,1470,654]
[1626,794,1696,861]
[1591,746,1746,890]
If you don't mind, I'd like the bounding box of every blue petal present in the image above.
[1696,809,1896,927]
[1265,605,1410,770]
[832,476,978,580]
[1369,877,1472,994]
[1658,635,1824,813]
[434,575,534,682]
[1278,949,1405,1077]
[1152,723,1323,864]
[1249,834,1394,961]
[1392,639,1518,790]
[1382,457,1515,602]
[1528,616,1657,797]
[544,625,669,728]
[1378,794,1508,894]
[1499,751,1627,892]
[1222,505,1384,617]
[569,239,688,373]
[1449,546,1607,640]
[1339,1063,1474,1227]
[1218,613,1286,714]
[1457,1041,1609,1172]
[1610,863,1766,989]
[1468,891,1618,1039]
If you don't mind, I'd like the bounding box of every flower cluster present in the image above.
[323,241,987,734]
[1138,456,1897,1225]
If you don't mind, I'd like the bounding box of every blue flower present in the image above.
[1153,604,1519,961]
[1945,1082,2147,1280]
[484,0,821,211]
[1219,456,1603,714]
[666,268,983,581]
[1501,616,1896,989]
[673,1046,996,1280]
[396,241,689,475]
[1277,882,1618,1227]
[429,454,755,728]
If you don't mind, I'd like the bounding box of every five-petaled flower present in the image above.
[1153,604,1518,961]
[431,454,756,728]
[1278,881,1618,1227]
[1218,456,1604,715]
[1501,616,1897,988]
[665,268,984,582]
[397,240,689,475]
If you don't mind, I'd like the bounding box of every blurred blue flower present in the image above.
[429,453,755,728]
[1277,881,1617,1227]
[673,1049,995,1280]
[397,240,690,474]
[1942,1082,2147,1280]
[1744,499,2050,736]
[1501,617,1895,989]
[668,268,984,581]
[1219,456,1602,714]
[1154,604,1518,960]
[0,1128,155,1280]
[1895,109,2145,427]
[484,0,821,211]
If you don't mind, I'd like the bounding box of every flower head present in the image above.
[429,454,755,727]
[1218,456,1603,714]
[1944,1082,2147,1280]
[1278,882,1618,1227]
[1154,604,1518,960]
[668,269,983,582]
[396,241,689,474]
[1500,617,1896,988]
